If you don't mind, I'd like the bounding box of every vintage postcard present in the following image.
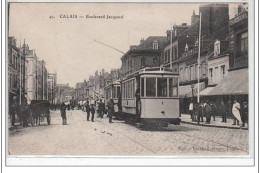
[5,0,255,166]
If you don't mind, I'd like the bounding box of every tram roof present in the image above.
[104,79,121,89]
[123,67,177,80]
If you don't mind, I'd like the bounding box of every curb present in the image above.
[181,121,248,130]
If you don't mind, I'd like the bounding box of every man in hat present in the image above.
[90,103,95,122]
[219,101,227,123]
[85,101,91,121]
[60,102,67,125]
[240,101,248,127]
[107,99,114,123]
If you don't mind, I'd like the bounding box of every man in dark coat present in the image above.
[90,104,95,122]
[210,101,217,121]
[197,102,204,124]
[240,101,248,127]
[205,101,212,124]
[98,100,105,118]
[85,101,91,121]
[107,99,114,123]
[219,101,227,122]
[60,102,67,125]
[10,102,16,126]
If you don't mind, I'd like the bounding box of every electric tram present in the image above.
[120,67,180,128]
[104,79,121,117]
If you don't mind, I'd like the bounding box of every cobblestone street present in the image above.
[8,110,249,156]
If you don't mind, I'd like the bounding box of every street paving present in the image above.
[8,110,249,156]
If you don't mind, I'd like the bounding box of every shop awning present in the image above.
[207,68,248,96]
[179,82,205,98]
[200,87,215,96]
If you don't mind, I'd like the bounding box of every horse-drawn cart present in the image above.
[29,100,51,126]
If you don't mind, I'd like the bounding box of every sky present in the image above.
[9,3,240,87]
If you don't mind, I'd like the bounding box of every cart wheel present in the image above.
[47,116,51,125]
[29,111,35,127]
[31,116,35,127]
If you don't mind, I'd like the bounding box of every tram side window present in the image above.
[169,78,178,97]
[117,86,120,99]
[157,78,167,97]
[146,78,156,97]
[122,83,125,99]
[141,78,144,97]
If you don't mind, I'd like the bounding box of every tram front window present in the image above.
[146,78,156,97]
[157,78,167,97]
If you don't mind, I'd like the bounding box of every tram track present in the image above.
[96,118,247,153]
[94,119,157,154]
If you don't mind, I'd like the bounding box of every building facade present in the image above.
[8,37,27,106]
[121,36,166,78]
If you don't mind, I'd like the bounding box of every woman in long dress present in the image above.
[232,100,241,125]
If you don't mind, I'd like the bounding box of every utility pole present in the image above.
[23,39,26,103]
[47,77,48,100]
[42,61,44,100]
[19,36,22,105]
[197,12,202,104]
[35,53,38,100]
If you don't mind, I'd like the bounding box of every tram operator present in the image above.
[107,99,114,123]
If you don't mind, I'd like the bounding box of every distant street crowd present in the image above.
[188,99,248,127]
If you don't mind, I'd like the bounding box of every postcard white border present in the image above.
[1,0,258,169]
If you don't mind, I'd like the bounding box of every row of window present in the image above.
[179,63,207,82]
[208,65,226,84]
[141,77,178,97]
[164,46,178,63]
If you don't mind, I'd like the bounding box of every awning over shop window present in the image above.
[179,82,205,98]
[200,87,215,96]
[207,68,248,96]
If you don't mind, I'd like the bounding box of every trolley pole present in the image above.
[170,23,173,69]
[197,12,202,104]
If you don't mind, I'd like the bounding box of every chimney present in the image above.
[140,38,144,44]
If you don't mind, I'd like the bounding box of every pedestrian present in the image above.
[9,102,16,126]
[219,101,227,123]
[205,100,212,124]
[210,101,217,121]
[67,104,70,111]
[107,99,114,123]
[197,102,204,124]
[232,99,241,125]
[85,101,91,121]
[240,101,248,127]
[90,104,95,122]
[189,100,194,121]
[60,102,67,125]
[193,103,198,122]
[98,99,105,118]
[20,104,29,127]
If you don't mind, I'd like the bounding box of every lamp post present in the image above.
[191,84,194,98]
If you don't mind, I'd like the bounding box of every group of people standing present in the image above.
[84,99,114,123]
[188,99,248,127]
[9,102,30,127]
[60,98,115,125]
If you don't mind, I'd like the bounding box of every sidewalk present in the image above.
[180,114,248,130]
